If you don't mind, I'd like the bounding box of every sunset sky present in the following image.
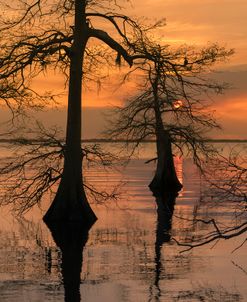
[2,0,246,139]
[81,0,247,139]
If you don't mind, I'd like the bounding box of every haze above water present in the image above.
[0,143,246,301]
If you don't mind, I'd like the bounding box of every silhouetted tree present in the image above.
[0,125,121,215]
[174,146,247,251]
[107,40,233,194]
[204,146,246,202]
[0,0,152,223]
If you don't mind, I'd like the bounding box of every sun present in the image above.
[173,100,183,109]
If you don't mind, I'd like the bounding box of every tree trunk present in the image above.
[149,128,183,195]
[43,0,97,225]
[149,73,182,195]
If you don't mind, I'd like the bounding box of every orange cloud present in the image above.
[211,95,247,139]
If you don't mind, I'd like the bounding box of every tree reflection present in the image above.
[149,192,177,301]
[45,221,94,302]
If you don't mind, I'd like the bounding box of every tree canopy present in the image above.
[107,38,233,168]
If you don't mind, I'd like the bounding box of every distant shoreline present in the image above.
[0,138,246,144]
[81,138,247,143]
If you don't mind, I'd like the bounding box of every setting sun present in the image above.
[173,99,183,109]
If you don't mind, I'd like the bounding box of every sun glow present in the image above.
[173,100,183,109]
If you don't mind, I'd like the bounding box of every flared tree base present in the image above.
[149,175,183,197]
[43,194,97,228]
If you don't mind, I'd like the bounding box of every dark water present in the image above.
[0,149,246,301]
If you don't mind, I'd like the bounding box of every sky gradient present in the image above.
[128,0,247,65]
[2,0,246,139]
[80,0,247,139]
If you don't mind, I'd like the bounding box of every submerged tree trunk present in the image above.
[149,128,183,195]
[149,72,182,195]
[43,0,97,225]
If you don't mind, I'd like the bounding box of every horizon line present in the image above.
[0,138,246,144]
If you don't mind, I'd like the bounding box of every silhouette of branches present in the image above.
[203,146,247,202]
[172,146,247,251]
[0,0,166,216]
[0,0,155,121]
[173,218,247,252]
[0,125,122,215]
[106,40,233,168]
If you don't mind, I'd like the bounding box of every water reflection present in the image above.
[45,221,93,302]
[0,153,246,301]
[149,192,177,301]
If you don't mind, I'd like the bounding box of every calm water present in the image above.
[0,143,246,301]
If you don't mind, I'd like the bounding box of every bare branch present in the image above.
[89,28,133,66]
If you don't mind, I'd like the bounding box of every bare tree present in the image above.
[0,0,152,223]
[173,145,247,251]
[106,39,233,194]
[203,146,247,202]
